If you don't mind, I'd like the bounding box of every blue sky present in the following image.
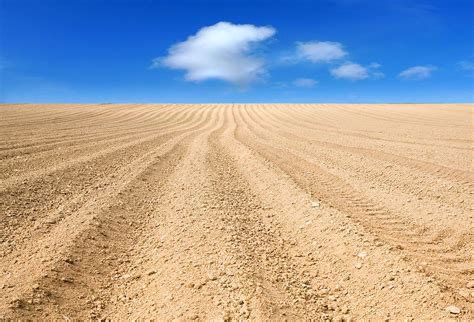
[1,0,473,103]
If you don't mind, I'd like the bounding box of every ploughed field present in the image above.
[0,103,473,319]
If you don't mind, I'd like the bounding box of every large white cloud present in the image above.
[398,66,436,80]
[153,21,275,84]
[297,41,347,63]
[330,62,369,80]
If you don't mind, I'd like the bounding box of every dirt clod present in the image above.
[446,305,461,314]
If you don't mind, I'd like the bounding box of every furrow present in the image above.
[0,106,214,318]
[235,105,473,293]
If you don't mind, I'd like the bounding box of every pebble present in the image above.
[357,251,367,258]
[458,289,470,298]
[355,263,362,269]
[60,277,74,283]
[467,281,474,288]
[311,201,320,208]
[445,305,461,314]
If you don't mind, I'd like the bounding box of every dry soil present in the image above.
[0,103,473,319]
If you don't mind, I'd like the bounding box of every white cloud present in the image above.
[458,60,474,71]
[330,62,369,80]
[371,71,385,79]
[297,41,347,63]
[398,65,436,80]
[293,78,318,87]
[368,62,384,78]
[153,21,276,84]
[369,62,381,69]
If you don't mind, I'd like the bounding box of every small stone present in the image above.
[10,298,25,309]
[311,201,320,208]
[319,288,329,295]
[241,310,250,319]
[458,289,470,298]
[467,281,474,288]
[357,251,367,258]
[445,305,461,314]
[32,283,40,290]
[60,277,74,283]
[355,263,362,269]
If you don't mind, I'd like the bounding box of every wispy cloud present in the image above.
[398,65,436,80]
[457,60,474,71]
[330,62,369,80]
[296,41,347,63]
[369,62,381,69]
[369,62,385,79]
[293,42,383,81]
[152,21,276,84]
[329,62,383,80]
[293,78,318,87]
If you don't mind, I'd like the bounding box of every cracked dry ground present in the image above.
[0,104,473,320]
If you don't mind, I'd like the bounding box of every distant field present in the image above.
[0,104,473,319]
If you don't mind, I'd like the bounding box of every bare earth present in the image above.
[0,104,473,319]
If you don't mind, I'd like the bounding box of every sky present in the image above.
[0,0,473,103]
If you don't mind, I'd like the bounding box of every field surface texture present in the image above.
[0,104,473,319]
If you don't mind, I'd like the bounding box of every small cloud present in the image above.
[368,63,384,78]
[371,71,385,79]
[153,21,276,84]
[369,62,381,69]
[293,78,318,87]
[296,41,347,63]
[398,65,437,80]
[457,60,474,71]
[330,62,369,80]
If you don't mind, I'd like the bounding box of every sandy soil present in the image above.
[0,103,473,319]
